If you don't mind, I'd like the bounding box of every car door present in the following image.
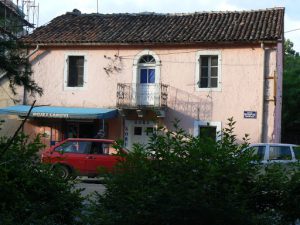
[54,140,91,173]
[85,141,119,174]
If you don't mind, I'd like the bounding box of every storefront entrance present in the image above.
[0,105,120,148]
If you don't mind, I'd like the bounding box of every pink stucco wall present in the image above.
[28,45,280,143]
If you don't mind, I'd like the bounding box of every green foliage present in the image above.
[284,39,299,57]
[0,40,43,97]
[85,118,299,225]
[0,133,83,225]
[282,39,300,143]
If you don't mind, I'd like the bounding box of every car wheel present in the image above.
[54,164,71,179]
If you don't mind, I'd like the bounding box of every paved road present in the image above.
[75,177,106,198]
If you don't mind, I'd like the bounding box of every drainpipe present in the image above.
[260,42,266,142]
[25,44,39,58]
[23,45,39,105]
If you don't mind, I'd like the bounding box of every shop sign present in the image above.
[32,112,69,118]
[124,126,128,147]
[244,111,257,119]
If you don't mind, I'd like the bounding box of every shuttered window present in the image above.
[199,55,218,88]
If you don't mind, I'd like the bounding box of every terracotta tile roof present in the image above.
[21,8,284,45]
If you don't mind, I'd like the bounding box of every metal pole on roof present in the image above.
[97,0,98,13]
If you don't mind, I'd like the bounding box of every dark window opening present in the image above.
[134,127,142,135]
[199,126,217,141]
[146,127,154,136]
[68,56,84,87]
[66,122,97,139]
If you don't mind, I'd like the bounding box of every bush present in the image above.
[87,118,300,225]
[0,133,84,225]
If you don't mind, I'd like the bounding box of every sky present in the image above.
[28,0,300,52]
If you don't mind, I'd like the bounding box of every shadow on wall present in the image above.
[167,85,213,121]
[31,50,51,66]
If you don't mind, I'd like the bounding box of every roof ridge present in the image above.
[64,7,285,17]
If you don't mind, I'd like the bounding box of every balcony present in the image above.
[117,83,168,109]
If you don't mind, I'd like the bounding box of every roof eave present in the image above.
[20,39,281,47]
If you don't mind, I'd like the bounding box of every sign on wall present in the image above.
[244,111,257,119]
[32,112,69,118]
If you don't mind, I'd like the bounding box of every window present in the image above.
[138,55,156,84]
[138,55,156,64]
[55,141,91,153]
[103,143,116,155]
[140,68,155,83]
[199,126,217,141]
[251,146,266,161]
[90,142,115,155]
[68,56,84,87]
[146,127,154,136]
[194,121,221,141]
[132,50,161,85]
[293,146,300,160]
[64,53,87,90]
[269,146,292,160]
[199,56,218,88]
[134,127,142,135]
[90,142,104,154]
[195,51,221,91]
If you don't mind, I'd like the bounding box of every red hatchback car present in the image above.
[41,138,127,178]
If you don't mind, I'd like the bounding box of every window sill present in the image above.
[195,87,222,92]
[64,86,86,91]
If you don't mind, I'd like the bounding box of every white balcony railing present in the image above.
[117,83,168,108]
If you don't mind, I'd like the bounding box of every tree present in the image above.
[1,1,42,97]
[0,133,84,225]
[282,39,300,143]
[284,39,299,57]
[86,118,300,225]
[0,40,43,97]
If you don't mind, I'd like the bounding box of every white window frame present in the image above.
[193,120,222,141]
[195,50,222,92]
[64,52,88,91]
[132,50,161,84]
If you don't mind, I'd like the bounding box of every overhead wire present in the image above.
[120,56,275,66]
[285,28,300,33]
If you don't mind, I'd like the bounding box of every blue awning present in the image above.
[0,105,118,119]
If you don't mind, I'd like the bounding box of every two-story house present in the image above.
[0,8,284,149]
